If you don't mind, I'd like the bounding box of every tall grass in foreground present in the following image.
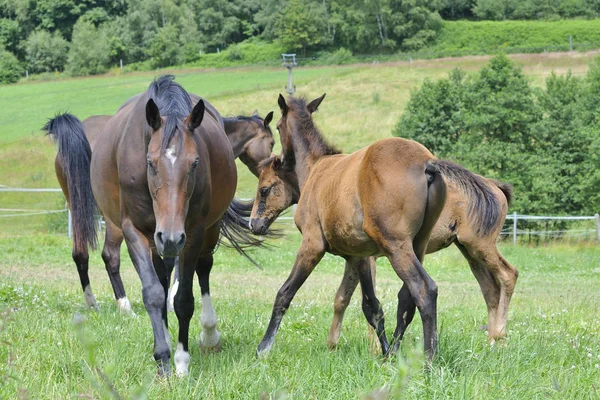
[0,234,598,398]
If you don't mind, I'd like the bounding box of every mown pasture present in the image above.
[0,52,599,398]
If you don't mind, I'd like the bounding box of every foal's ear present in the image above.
[278,94,288,115]
[188,99,205,131]
[307,93,326,114]
[272,156,282,170]
[264,111,274,127]
[146,99,161,131]
[252,109,259,117]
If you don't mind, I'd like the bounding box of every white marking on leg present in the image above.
[163,322,172,354]
[200,293,221,349]
[116,296,134,314]
[165,145,177,166]
[174,342,190,377]
[167,279,179,313]
[83,285,98,310]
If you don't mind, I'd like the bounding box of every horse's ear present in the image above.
[278,94,288,115]
[264,111,274,127]
[272,156,282,170]
[188,99,205,131]
[252,109,259,117]
[307,93,326,114]
[146,99,161,131]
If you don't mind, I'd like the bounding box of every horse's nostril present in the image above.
[156,231,164,245]
[177,233,186,247]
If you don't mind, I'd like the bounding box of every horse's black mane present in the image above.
[287,97,341,157]
[147,75,192,150]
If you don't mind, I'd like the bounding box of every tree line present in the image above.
[395,54,600,217]
[2,0,600,82]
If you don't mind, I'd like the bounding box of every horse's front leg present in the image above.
[122,219,171,376]
[257,238,325,356]
[196,253,221,352]
[173,245,202,376]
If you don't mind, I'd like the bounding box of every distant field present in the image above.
[0,50,598,234]
[0,233,598,398]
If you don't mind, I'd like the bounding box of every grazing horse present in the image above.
[249,94,447,358]
[73,110,274,313]
[45,75,257,375]
[326,165,518,348]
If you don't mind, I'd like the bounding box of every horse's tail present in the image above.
[44,113,98,253]
[219,198,277,267]
[490,179,513,207]
[431,159,504,236]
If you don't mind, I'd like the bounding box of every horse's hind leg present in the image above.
[457,241,518,342]
[100,220,132,314]
[352,257,390,356]
[327,260,360,349]
[73,246,98,310]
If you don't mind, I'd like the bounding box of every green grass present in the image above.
[0,232,599,398]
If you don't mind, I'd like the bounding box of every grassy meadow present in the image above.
[0,52,599,398]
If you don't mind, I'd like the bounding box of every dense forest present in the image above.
[2,0,600,82]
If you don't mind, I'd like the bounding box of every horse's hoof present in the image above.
[116,297,136,316]
[157,363,171,378]
[326,341,338,351]
[199,331,222,353]
[256,342,273,358]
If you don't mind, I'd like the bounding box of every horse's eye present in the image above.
[191,158,199,169]
[260,186,270,197]
[147,159,156,173]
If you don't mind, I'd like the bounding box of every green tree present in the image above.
[25,29,68,73]
[66,18,110,75]
[0,48,23,83]
[276,0,329,55]
[147,23,179,67]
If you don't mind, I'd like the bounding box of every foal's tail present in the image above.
[220,198,277,267]
[431,159,507,236]
[44,113,98,253]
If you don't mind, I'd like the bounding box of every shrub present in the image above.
[25,30,69,73]
[67,19,111,76]
[147,24,180,68]
[0,49,23,84]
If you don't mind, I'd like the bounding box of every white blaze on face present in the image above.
[165,144,177,166]
[200,293,221,349]
[174,342,190,377]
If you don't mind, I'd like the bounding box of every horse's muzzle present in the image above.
[249,218,270,236]
[155,230,186,257]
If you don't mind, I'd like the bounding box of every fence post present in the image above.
[513,211,517,245]
[68,209,72,239]
[595,213,600,242]
[569,34,573,52]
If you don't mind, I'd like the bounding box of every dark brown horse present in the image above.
[74,110,274,314]
[45,76,258,375]
[327,166,518,348]
[249,94,447,358]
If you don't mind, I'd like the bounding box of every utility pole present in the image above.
[282,54,297,95]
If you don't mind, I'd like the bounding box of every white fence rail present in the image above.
[1,187,599,244]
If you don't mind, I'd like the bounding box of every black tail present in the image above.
[490,179,513,207]
[44,113,98,252]
[432,160,502,236]
[219,198,277,267]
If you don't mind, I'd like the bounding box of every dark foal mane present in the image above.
[287,97,341,157]
[147,75,193,150]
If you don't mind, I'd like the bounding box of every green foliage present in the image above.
[0,49,23,84]
[435,19,600,54]
[276,0,329,55]
[395,54,600,215]
[147,24,180,68]
[66,19,111,76]
[473,0,599,20]
[24,30,68,73]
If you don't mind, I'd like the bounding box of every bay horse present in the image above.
[249,94,447,358]
[45,75,258,376]
[326,166,518,348]
[73,110,274,314]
